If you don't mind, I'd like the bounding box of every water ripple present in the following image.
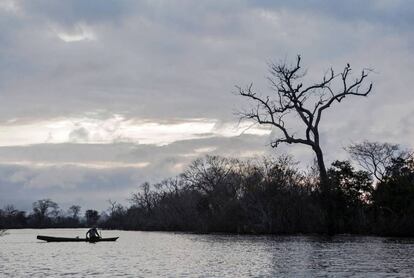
[1,229,414,277]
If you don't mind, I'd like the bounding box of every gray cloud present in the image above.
[0,134,271,210]
[20,0,131,25]
[69,127,90,142]
[251,0,414,30]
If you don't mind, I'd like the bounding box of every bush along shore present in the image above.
[1,143,414,237]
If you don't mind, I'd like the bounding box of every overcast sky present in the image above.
[1,0,413,212]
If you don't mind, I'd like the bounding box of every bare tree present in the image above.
[347,141,411,182]
[238,55,372,191]
[68,205,81,219]
[181,155,240,195]
[130,182,157,212]
[107,199,124,215]
[32,199,59,219]
[108,199,118,214]
[3,205,18,216]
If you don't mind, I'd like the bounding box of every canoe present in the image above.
[37,235,119,242]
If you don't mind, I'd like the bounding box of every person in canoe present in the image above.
[86,227,101,240]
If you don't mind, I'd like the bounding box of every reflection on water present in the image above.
[1,229,413,277]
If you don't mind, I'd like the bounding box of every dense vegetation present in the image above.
[1,143,413,236]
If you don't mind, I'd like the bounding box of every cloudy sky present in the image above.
[0,0,413,212]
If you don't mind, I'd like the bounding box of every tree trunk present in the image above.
[313,145,329,191]
[313,145,335,234]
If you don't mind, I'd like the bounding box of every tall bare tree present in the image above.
[238,55,372,191]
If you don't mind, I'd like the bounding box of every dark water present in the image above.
[1,229,413,277]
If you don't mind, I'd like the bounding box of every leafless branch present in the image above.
[238,55,373,187]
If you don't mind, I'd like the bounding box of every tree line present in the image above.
[1,142,413,236]
[0,199,101,229]
[103,142,414,236]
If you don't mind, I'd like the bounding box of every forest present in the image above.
[1,141,413,236]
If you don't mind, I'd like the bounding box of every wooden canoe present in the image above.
[37,235,119,242]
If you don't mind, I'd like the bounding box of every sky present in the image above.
[0,0,413,212]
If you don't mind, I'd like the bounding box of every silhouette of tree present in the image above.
[32,199,59,216]
[130,182,157,213]
[373,156,414,235]
[32,199,59,226]
[68,205,81,219]
[328,161,372,203]
[85,209,100,226]
[0,205,27,228]
[327,161,372,233]
[347,141,411,182]
[238,55,372,192]
[108,200,122,215]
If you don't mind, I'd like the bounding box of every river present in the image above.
[1,229,413,277]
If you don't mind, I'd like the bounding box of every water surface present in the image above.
[1,229,413,277]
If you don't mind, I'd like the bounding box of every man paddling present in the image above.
[86,227,101,240]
